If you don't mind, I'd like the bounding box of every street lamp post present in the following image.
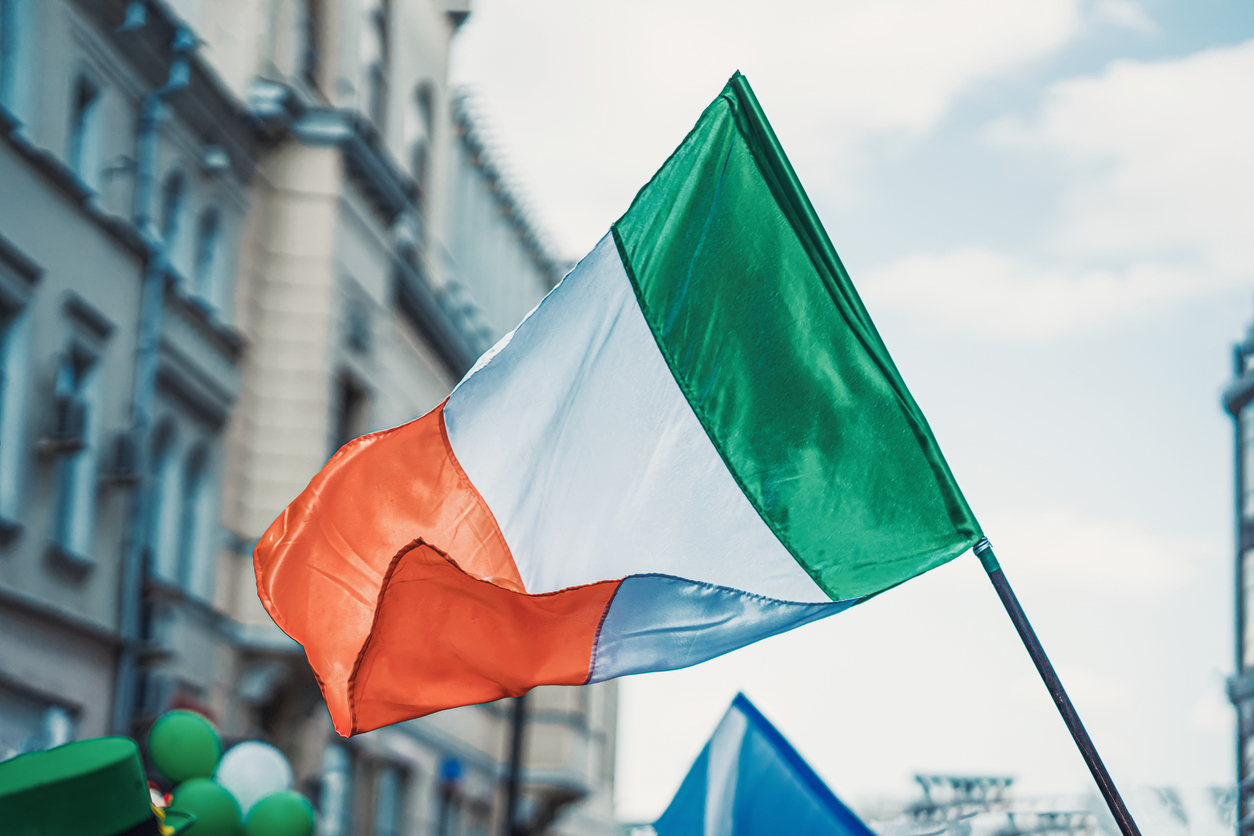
[502,694,527,836]
[1224,311,1254,835]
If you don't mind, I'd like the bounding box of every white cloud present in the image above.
[867,40,1254,338]
[750,0,1082,139]
[860,249,1199,339]
[989,40,1254,275]
[1090,0,1156,34]
[452,0,1085,255]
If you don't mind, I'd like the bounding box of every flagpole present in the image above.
[973,538,1142,836]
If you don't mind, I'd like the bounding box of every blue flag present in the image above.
[655,694,875,836]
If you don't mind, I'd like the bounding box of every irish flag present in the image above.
[255,73,983,737]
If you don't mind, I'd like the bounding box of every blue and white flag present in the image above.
[655,694,876,836]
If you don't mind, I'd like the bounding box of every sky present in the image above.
[449,0,1254,824]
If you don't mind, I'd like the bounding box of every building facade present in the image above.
[0,0,257,754]
[0,1,618,834]
[445,92,566,340]
[1226,316,1254,834]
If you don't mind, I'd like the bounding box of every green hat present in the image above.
[0,736,195,836]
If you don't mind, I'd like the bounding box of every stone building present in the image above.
[167,1,619,834]
[1225,314,1254,834]
[0,0,619,833]
[0,0,257,754]
[445,92,567,340]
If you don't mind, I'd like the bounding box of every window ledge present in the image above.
[144,573,223,624]
[1241,518,1254,552]
[45,543,94,581]
[0,105,19,136]
[1225,369,1254,416]
[1,121,146,258]
[162,268,247,360]
[0,516,22,548]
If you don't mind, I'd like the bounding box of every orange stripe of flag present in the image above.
[254,403,525,732]
[347,540,619,733]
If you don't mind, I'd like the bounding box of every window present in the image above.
[344,300,371,355]
[175,444,209,593]
[1245,548,1254,671]
[464,802,490,836]
[192,207,221,304]
[0,0,14,104]
[146,427,216,598]
[159,169,186,249]
[67,73,103,190]
[317,744,353,836]
[145,421,180,580]
[361,0,390,129]
[0,682,75,762]
[1244,406,1254,519]
[0,305,29,531]
[0,0,33,122]
[373,766,404,836]
[330,374,369,456]
[405,84,434,215]
[435,788,460,836]
[50,347,100,562]
[301,0,322,89]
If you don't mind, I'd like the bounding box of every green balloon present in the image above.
[148,710,222,783]
[169,778,242,836]
[245,791,315,836]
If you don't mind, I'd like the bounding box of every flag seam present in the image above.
[610,222,839,601]
[585,573,861,683]
[437,404,522,590]
[347,535,419,736]
[583,580,624,686]
[254,405,463,643]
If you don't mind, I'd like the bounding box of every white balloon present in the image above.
[214,741,294,816]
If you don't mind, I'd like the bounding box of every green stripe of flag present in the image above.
[612,72,982,602]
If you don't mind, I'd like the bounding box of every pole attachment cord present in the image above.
[973,536,1000,573]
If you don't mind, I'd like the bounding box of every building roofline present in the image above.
[74,0,262,185]
[451,91,569,286]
